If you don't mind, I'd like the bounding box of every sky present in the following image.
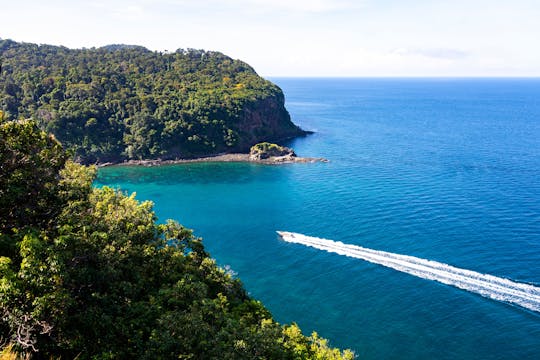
[1,0,540,77]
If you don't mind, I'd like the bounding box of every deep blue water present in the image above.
[96,78,540,359]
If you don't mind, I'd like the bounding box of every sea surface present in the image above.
[96,78,540,359]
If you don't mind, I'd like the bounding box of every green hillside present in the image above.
[0,40,305,164]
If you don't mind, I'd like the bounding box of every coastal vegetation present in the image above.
[0,39,305,164]
[0,117,353,358]
[249,142,295,160]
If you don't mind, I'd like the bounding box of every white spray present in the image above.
[278,231,540,313]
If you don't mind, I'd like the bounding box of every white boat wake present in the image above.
[277,231,540,313]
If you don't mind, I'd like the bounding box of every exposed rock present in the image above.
[233,94,308,152]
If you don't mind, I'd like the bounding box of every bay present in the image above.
[96,78,540,359]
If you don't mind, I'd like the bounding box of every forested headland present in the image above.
[0,39,305,164]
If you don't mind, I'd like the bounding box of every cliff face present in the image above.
[233,93,306,152]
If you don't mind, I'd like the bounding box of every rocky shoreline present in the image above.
[97,142,328,167]
[98,153,328,167]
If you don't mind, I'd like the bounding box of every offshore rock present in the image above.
[249,142,296,160]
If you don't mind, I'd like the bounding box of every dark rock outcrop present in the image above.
[233,94,307,152]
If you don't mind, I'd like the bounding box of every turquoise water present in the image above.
[96,78,540,359]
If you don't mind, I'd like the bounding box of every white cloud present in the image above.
[144,0,365,13]
[392,48,470,60]
[236,0,364,13]
[112,5,145,19]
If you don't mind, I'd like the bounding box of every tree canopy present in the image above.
[0,39,304,164]
[0,118,353,359]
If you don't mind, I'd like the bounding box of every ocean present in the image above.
[95,78,540,359]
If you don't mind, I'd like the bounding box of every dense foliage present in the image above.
[0,118,353,359]
[249,142,295,159]
[0,40,304,164]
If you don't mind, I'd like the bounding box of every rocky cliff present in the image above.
[233,93,306,152]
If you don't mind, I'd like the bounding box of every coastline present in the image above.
[98,153,328,167]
